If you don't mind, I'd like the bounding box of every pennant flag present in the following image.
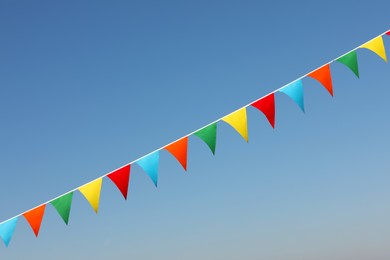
[23,204,46,237]
[51,192,73,225]
[107,165,131,200]
[165,137,188,171]
[360,36,387,62]
[0,217,18,247]
[336,50,359,78]
[279,80,305,112]
[221,108,248,142]
[136,151,159,187]
[194,123,217,154]
[79,178,103,214]
[251,93,275,128]
[307,64,333,96]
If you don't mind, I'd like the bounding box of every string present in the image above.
[0,29,388,226]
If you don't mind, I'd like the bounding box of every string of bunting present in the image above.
[0,30,389,247]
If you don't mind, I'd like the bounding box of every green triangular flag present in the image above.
[336,50,359,78]
[51,192,73,225]
[194,123,217,154]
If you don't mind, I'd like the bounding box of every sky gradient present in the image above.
[0,1,390,259]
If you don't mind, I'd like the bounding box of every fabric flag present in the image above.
[136,151,159,187]
[360,36,387,62]
[194,123,217,154]
[51,192,73,225]
[221,108,248,142]
[165,137,188,171]
[251,93,275,128]
[23,204,46,237]
[107,165,131,200]
[0,217,18,247]
[279,80,305,112]
[336,50,359,78]
[307,64,333,96]
[386,31,390,36]
[79,178,103,214]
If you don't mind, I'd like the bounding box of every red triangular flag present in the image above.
[107,165,131,200]
[251,93,275,128]
[307,64,333,96]
[165,137,188,170]
[23,204,46,237]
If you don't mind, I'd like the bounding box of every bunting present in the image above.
[79,178,103,213]
[336,51,359,78]
[136,152,159,187]
[51,192,74,225]
[0,29,389,248]
[307,64,333,96]
[360,36,387,62]
[221,108,248,142]
[0,217,18,247]
[251,93,276,128]
[23,205,46,237]
[194,123,217,154]
[165,137,188,171]
[107,165,131,199]
[279,80,305,112]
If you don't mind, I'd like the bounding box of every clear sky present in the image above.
[0,1,390,259]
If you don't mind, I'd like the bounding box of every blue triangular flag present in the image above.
[136,151,159,187]
[279,80,305,112]
[0,217,18,247]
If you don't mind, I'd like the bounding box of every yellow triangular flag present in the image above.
[78,178,103,213]
[221,107,248,142]
[360,36,387,62]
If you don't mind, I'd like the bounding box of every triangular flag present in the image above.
[194,123,217,154]
[251,93,275,128]
[136,151,159,187]
[307,64,333,96]
[279,80,305,112]
[79,178,103,214]
[23,204,46,237]
[336,50,359,78]
[51,192,73,225]
[0,217,18,247]
[360,36,387,62]
[107,165,131,199]
[222,108,248,142]
[165,137,188,171]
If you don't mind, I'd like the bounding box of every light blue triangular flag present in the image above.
[279,80,305,112]
[136,151,159,187]
[0,217,18,247]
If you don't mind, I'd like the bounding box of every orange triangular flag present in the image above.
[165,137,188,170]
[23,204,46,237]
[307,64,333,96]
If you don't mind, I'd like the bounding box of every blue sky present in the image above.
[0,1,390,259]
